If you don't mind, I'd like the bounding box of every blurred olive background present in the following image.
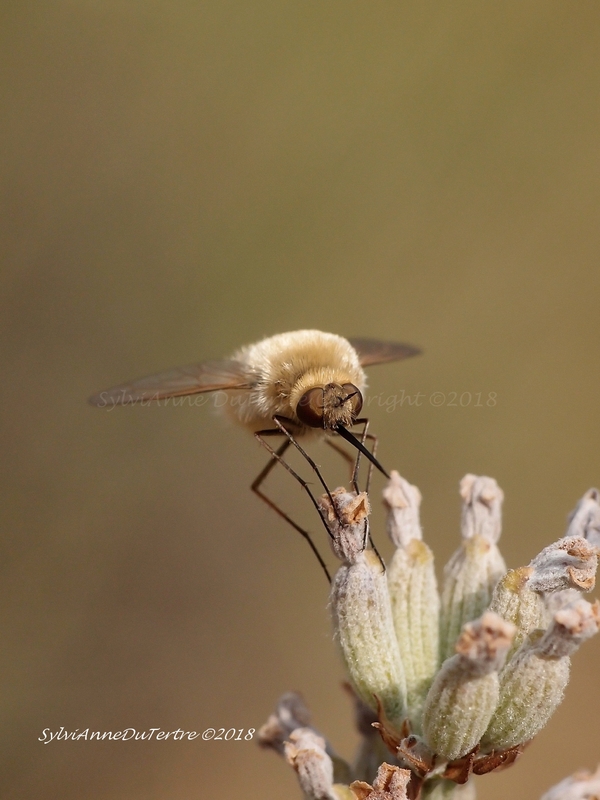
[2,2,600,798]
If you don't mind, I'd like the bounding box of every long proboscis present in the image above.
[335,425,390,479]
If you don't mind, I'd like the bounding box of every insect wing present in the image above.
[348,338,422,367]
[89,359,251,406]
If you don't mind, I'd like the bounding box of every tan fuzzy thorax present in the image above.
[232,330,366,429]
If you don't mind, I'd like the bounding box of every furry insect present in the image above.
[90,330,420,577]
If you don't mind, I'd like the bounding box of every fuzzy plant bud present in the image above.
[440,475,507,661]
[527,536,598,594]
[323,488,406,729]
[284,729,336,800]
[350,763,411,800]
[488,567,548,655]
[489,533,598,658]
[422,611,515,762]
[565,488,600,548]
[540,764,600,800]
[384,471,439,727]
[482,597,600,751]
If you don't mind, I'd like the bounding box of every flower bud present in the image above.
[422,612,515,762]
[323,489,406,728]
[384,471,439,726]
[481,597,600,751]
[488,566,547,655]
[565,488,600,548]
[440,476,507,661]
[527,536,598,594]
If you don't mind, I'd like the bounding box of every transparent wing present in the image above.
[88,359,251,406]
[348,338,422,367]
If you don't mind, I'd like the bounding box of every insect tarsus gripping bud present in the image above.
[322,488,407,730]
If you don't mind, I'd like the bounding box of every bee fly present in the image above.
[90,330,421,578]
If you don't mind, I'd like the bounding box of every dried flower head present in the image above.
[350,763,411,800]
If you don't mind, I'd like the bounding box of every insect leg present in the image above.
[349,418,385,570]
[327,420,378,494]
[351,418,380,494]
[252,431,331,582]
[271,416,341,518]
[362,431,378,494]
[326,423,381,563]
[334,424,390,479]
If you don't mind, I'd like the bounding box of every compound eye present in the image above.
[297,387,326,428]
[342,383,363,419]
